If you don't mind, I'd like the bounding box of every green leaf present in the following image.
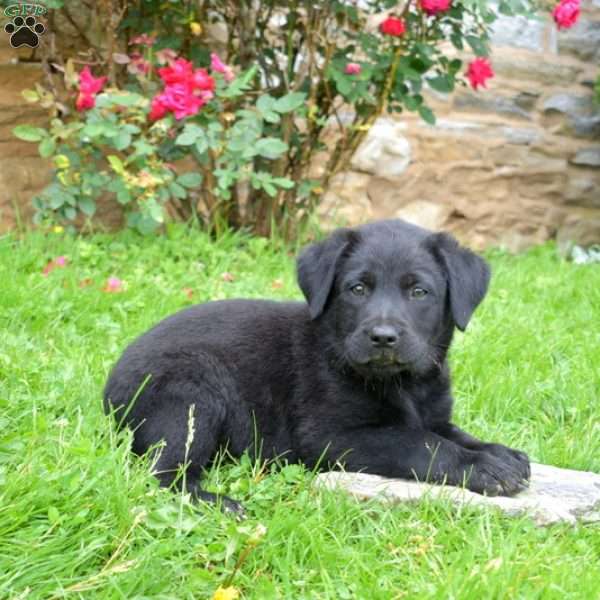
[113,131,132,151]
[263,110,281,124]
[427,75,454,94]
[418,105,436,125]
[109,91,145,107]
[107,155,125,175]
[257,94,276,113]
[79,196,96,216]
[22,89,40,103]
[54,154,70,170]
[147,200,164,223]
[13,125,46,142]
[176,124,204,146]
[49,192,65,209]
[255,137,288,159]
[177,173,203,189]
[176,131,198,146]
[195,137,208,155]
[82,122,110,137]
[221,65,257,98]
[273,92,306,113]
[450,33,464,50]
[263,182,277,197]
[38,137,56,158]
[465,35,489,57]
[169,182,187,199]
[404,96,419,111]
[273,177,294,189]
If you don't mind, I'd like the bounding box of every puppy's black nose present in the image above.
[368,325,399,348]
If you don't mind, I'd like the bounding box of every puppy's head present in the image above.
[297,220,490,379]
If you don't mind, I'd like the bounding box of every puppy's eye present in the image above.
[350,283,366,296]
[410,286,428,299]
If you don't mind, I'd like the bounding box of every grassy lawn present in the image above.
[1,226,599,599]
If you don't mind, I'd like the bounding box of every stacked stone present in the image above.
[321,1,600,252]
[0,44,50,231]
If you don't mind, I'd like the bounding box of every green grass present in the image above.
[1,226,599,599]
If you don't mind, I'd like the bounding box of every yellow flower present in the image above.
[212,586,240,600]
[53,225,64,234]
[190,21,202,36]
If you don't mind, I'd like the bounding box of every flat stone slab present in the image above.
[315,463,600,526]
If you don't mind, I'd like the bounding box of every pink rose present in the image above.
[150,56,216,121]
[79,66,107,95]
[76,66,106,111]
[466,57,494,90]
[210,53,235,82]
[129,33,156,47]
[158,58,194,85]
[344,62,362,75]
[155,83,208,120]
[419,0,452,15]
[192,68,216,92]
[129,52,150,75]
[552,0,580,30]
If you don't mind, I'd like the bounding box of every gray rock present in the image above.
[558,20,600,62]
[543,94,600,139]
[491,13,546,52]
[501,126,542,145]
[514,91,540,111]
[542,93,594,116]
[314,463,600,526]
[571,146,600,166]
[454,91,532,121]
[572,115,600,139]
[493,58,581,85]
[564,175,600,207]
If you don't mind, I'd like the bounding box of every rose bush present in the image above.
[14,0,574,236]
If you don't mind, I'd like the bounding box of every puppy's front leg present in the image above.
[306,427,527,496]
[434,422,530,483]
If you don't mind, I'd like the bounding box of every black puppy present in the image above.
[104,220,530,511]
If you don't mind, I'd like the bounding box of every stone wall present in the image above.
[321,1,600,251]
[0,42,51,231]
[1,4,599,249]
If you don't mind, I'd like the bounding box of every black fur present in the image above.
[104,219,530,511]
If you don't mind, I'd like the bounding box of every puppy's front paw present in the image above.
[482,443,530,482]
[463,451,529,497]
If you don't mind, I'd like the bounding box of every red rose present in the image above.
[158,58,194,85]
[466,57,494,90]
[552,0,580,30]
[419,0,452,15]
[76,66,106,111]
[191,68,216,92]
[149,95,168,121]
[78,66,107,95]
[379,16,406,37]
[150,56,216,121]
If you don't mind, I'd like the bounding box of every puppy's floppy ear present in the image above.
[429,232,490,331]
[296,228,355,319]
